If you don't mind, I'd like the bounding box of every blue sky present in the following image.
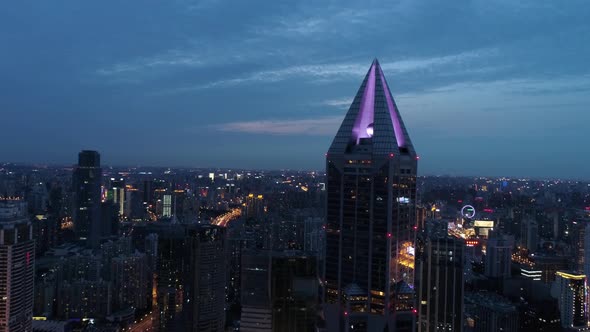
[1,1,589,178]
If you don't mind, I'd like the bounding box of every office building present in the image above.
[241,251,272,332]
[153,224,187,331]
[553,271,588,329]
[519,253,570,284]
[415,221,464,332]
[109,178,125,218]
[572,221,590,277]
[72,150,102,249]
[0,198,35,332]
[465,292,518,332]
[240,251,318,332]
[521,218,539,252]
[185,224,227,332]
[111,252,150,312]
[271,253,318,331]
[484,230,514,279]
[163,194,172,218]
[57,280,112,320]
[324,60,418,331]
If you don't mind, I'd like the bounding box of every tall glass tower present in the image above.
[73,150,102,249]
[0,199,35,332]
[324,60,418,332]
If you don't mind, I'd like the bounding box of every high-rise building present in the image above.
[240,250,318,332]
[270,253,318,331]
[185,224,227,332]
[132,222,227,331]
[484,230,514,279]
[27,182,48,213]
[100,200,118,237]
[111,252,150,312]
[109,178,125,218]
[324,60,418,331]
[519,253,569,284]
[521,217,538,252]
[57,280,112,320]
[142,179,153,206]
[241,251,272,332]
[415,221,464,332]
[153,224,187,331]
[124,186,144,221]
[465,292,519,332]
[72,150,102,249]
[163,194,172,218]
[553,271,587,329]
[572,220,590,277]
[0,198,35,332]
[245,194,265,220]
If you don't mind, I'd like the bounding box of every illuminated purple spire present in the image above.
[378,64,406,148]
[352,61,376,143]
[328,59,415,156]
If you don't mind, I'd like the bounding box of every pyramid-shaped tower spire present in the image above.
[328,59,415,156]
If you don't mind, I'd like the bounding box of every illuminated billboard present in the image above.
[473,220,494,228]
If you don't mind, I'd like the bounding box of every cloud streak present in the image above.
[253,8,377,38]
[168,48,496,92]
[320,98,353,109]
[96,49,208,77]
[214,116,342,135]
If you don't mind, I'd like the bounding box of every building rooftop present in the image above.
[465,291,516,312]
[0,198,27,220]
[328,59,416,156]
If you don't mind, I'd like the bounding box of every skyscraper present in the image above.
[465,292,519,332]
[415,221,464,332]
[520,217,538,252]
[185,224,227,332]
[240,250,318,332]
[553,271,587,329]
[0,198,35,332]
[324,60,418,331]
[73,150,102,249]
[241,251,272,332]
[111,252,150,312]
[484,230,514,279]
[109,177,125,218]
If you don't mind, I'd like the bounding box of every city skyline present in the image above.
[1,2,590,331]
[2,1,590,178]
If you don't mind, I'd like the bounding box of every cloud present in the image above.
[320,98,353,109]
[253,8,376,38]
[169,48,496,92]
[96,47,213,77]
[420,74,590,97]
[214,116,342,135]
[181,0,221,11]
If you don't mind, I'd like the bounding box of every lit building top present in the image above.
[328,59,416,157]
[556,271,585,280]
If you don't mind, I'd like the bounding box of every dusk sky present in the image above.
[1,1,589,178]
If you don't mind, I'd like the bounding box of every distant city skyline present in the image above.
[3,158,590,182]
[2,1,590,178]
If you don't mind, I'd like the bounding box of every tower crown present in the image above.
[328,59,415,156]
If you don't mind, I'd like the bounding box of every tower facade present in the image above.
[73,150,102,249]
[415,221,464,332]
[0,199,35,332]
[484,230,514,279]
[324,60,418,331]
[186,224,227,332]
[554,271,587,329]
